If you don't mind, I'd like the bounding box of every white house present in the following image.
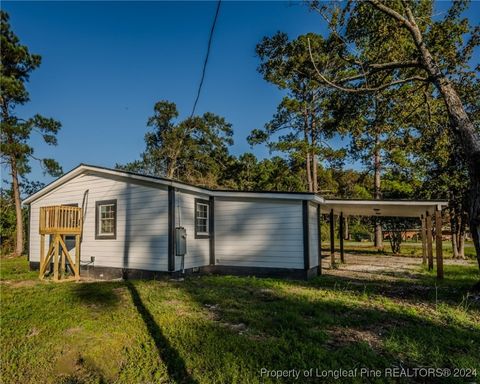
[23,164,447,280]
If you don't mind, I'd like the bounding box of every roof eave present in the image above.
[22,164,323,205]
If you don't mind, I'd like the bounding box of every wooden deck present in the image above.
[39,205,82,235]
[39,206,83,281]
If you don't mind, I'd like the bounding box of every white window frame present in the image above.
[195,199,210,238]
[95,199,117,239]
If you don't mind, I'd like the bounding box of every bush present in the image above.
[350,222,372,242]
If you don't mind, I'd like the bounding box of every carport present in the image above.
[322,199,449,279]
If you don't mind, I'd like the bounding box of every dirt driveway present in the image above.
[321,253,474,282]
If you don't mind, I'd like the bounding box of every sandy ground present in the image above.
[322,253,475,282]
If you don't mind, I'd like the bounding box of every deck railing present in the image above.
[39,205,83,235]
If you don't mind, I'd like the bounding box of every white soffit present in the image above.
[323,199,448,218]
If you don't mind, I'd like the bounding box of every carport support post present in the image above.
[420,215,427,265]
[344,216,349,240]
[426,211,434,271]
[339,212,345,263]
[317,205,322,275]
[329,209,335,266]
[435,206,444,279]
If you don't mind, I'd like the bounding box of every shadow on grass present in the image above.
[315,254,479,305]
[125,281,198,384]
[300,273,478,307]
[329,247,389,256]
[70,282,121,307]
[65,280,197,382]
[180,275,480,378]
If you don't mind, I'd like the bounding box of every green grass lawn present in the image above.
[1,257,479,384]
[330,240,477,259]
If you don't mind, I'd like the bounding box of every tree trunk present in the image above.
[166,164,175,179]
[458,213,466,259]
[468,177,480,269]
[311,105,318,193]
[451,215,459,259]
[452,232,459,259]
[373,134,383,248]
[306,151,312,192]
[405,9,480,267]
[435,84,480,266]
[11,158,24,256]
[458,233,465,259]
[432,79,480,265]
[304,104,313,192]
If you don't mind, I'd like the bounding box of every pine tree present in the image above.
[0,11,62,256]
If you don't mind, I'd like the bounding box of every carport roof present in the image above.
[323,199,448,218]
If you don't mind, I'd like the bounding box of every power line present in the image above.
[190,0,221,118]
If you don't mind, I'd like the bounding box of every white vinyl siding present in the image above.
[309,203,319,268]
[214,198,304,269]
[29,172,170,271]
[174,191,210,270]
[28,169,314,274]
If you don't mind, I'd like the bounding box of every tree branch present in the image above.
[369,60,422,70]
[335,61,423,83]
[367,0,412,28]
[307,38,428,93]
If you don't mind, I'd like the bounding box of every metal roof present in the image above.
[23,164,447,217]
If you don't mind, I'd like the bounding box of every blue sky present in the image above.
[2,1,479,185]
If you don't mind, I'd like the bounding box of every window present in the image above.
[95,200,117,239]
[195,199,210,238]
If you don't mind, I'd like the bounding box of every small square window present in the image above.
[96,200,117,239]
[195,199,210,239]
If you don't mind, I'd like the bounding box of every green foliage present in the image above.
[0,181,44,255]
[349,221,373,242]
[311,0,478,90]
[317,166,373,199]
[382,217,419,254]
[222,154,306,192]
[0,11,62,178]
[118,100,234,188]
[310,0,480,259]
[251,32,346,192]
[0,188,16,255]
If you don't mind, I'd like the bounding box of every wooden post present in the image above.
[61,236,66,279]
[435,207,444,279]
[339,212,345,263]
[53,235,59,281]
[426,211,434,271]
[420,215,427,265]
[39,241,54,279]
[344,216,349,240]
[39,234,45,278]
[329,209,335,266]
[75,234,81,280]
[317,205,322,275]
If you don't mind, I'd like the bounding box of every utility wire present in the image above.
[190,0,221,118]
